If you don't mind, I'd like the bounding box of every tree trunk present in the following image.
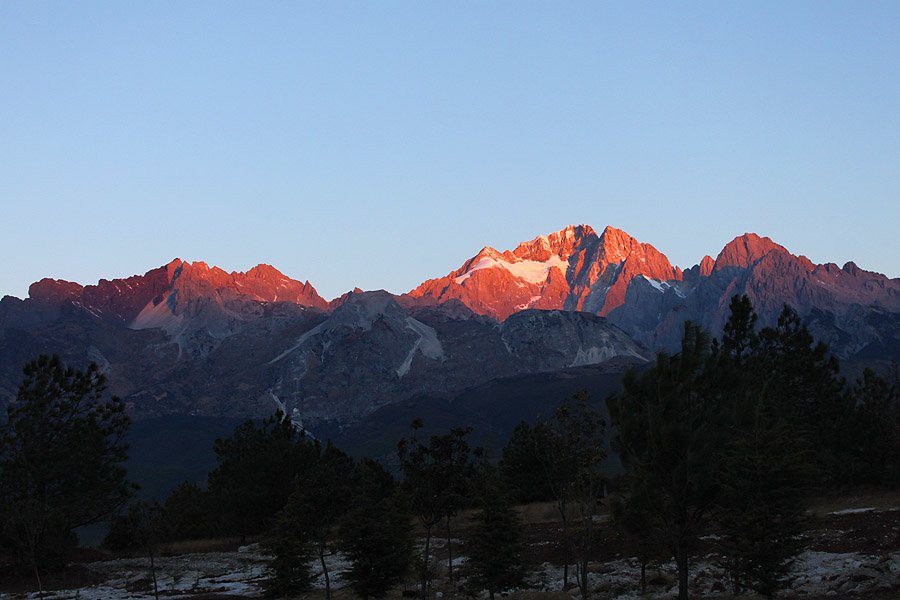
[149,549,159,600]
[421,525,432,598]
[559,500,570,588]
[445,516,454,583]
[576,559,590,600]
[32,560,44,600]
[676,548,689,600]
[319,544,331,600]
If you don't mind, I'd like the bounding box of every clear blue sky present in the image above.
[2,2,898,302]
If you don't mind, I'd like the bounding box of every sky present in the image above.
[2,2,898,302]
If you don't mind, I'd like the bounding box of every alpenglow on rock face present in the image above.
[2,223,899,427]
[0,267,649,425]
[411,226,900,360]
[409,225,681,320]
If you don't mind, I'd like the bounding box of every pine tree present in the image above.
[609,476,667,596]
[262,492,315,598]
[295,441,355,600]
[714,403,812,598]
[852,368,900,485]
[206,413,317,541]
[397,421,476,597]
[161,481,215,541]
[0,355,134,592]
[754,306,851,482]
[608,323,728,600]
[541,391,607,600]
[499,421,555,503]
[340,460,414,600]
[463,468,527,600]
[710,296,815,597]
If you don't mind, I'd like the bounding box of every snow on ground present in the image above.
[397,317,444,378]
[10,549,268,600]
[6,525,900,600]
[5,547,356,600]
[11,545,897,600]
[828,507,877,516]
[519,549,900,600]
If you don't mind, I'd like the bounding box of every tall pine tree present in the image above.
[0,355,134,592]
[340,458,414,600]
[464,466,527,600]
[608,323,728,600]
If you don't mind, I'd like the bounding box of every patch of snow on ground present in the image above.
[828,507,876,515]
[569,346,615,367]
[505,256,567,283]
[454,257,502,284]
[15,542,900,600]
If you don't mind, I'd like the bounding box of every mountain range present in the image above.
[2,224,899,438]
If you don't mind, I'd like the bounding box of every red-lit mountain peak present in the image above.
[714,233,795,271]
[409,224,681,320]
[162,259,328,310]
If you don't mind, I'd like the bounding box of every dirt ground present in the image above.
[1,489,898,600]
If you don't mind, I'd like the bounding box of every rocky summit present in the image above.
[410,224,681,319]
[1,224,898,431]
[412,226,900,361]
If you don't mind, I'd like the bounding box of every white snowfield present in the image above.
[455,255,568,285]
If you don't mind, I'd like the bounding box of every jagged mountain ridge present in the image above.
[3,224,899,429]
[410,225,681,320]
[0,273,649,427]
[411,226,900,360]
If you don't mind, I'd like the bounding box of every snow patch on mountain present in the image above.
[568,345,619,367]
[130,297,185,335]
[640,275,686,298]
[515,296,543,311]
[397,317,444,377]
[455,255,567,285]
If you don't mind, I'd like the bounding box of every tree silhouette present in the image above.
[397,421,477,597]
[464,466,527,600]
[541,391,607,600]
[608,324,727,600]
[206,412,317,541]
[262,492,315,598]
[340,458,413,600]
[0,355,134,595]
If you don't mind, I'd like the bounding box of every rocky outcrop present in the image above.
[259,292,647,425]
[0,277,649,427]
[4,224,900,428]
[409,224,681,320]
[411,226,900,361]
[21,259,327,328]
[604,232,900,359]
